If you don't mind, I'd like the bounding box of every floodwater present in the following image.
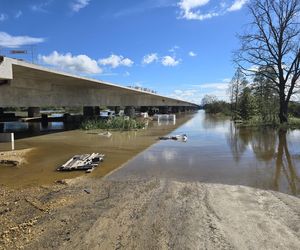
[1,111,299,196]
[112,111,300,196]
[0,115,193,187]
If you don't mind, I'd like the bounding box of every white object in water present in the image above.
[57,153,105,172]
[98,131,112,138]
[154,114,176,125]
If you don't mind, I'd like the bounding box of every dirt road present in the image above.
[1,175,299,250]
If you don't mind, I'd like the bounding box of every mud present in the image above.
[1,177,299,250]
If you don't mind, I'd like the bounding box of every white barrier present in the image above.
[0,133,15,150]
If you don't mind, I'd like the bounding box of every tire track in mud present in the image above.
[19,178,300,250]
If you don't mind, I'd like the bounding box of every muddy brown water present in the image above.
[0,111,299,196]
[111,111,300,196]
[0,114,193,188]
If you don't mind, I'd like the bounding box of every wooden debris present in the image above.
[57,153,104,173]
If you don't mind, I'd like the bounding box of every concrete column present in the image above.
[41,114,48,128]
[94,106,100,116]
[140,106,149,113]
[124,106,135,118]
[0,123,4,133]
[83,106,94,117]
[115,106,121,115]
[171,107,179,113]
[159,106,169,114]
[28,107,40,118]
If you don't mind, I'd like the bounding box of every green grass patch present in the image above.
[80,117,147,131]
[235,115,300,129]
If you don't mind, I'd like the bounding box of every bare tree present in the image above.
[228,67,248,120]
[236,0,300,123]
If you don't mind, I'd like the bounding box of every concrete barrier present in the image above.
[0,133,14,150]
[0,133,14,142]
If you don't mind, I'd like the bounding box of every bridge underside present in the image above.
[0,57,199,108]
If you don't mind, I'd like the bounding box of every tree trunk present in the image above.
[278,99,288,124]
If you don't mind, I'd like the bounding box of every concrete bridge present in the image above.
[0,56,199,117]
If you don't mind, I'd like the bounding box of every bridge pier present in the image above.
[94,106,100,116]
[83,106,94,118]
[0,123,4,132]
[159,106,169,114]
[124,106,135,118]
[171,106,179,113]
[140,106,149,113]
[41,114,48,128]
[28,107,40,118]
[114,106,121,115]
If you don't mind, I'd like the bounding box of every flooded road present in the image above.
[112,111,300,196]
[1,111,299,196]
[0,115,193,187]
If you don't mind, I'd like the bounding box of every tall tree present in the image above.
[239,87,256,120]
[236,0,300,123]
[228,67,248,120]
[253,66,279,122]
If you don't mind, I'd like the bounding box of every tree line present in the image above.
[203,0,300,125]
[202,66,300,123]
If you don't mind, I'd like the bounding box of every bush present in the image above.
[80,117,147,131]
[289,102,300,118]
[203,101,231,115]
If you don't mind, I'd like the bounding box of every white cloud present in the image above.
[31,0,53,12]
[124,71,130,77]
[99,54,134,68]
[39,51,102,74]
[179,0,210,12]
[169,45,180,53]
[15,10,22,19]
[169,89,202,103]
[183,11,219,20]
[0,13,8,22]
[227,0,248,12]
[178,0,247,21]
[71,0,91,12]
[178,0,214,20]
[142,53,159,65]
[169,81,231,103]
[0,32,45,48]
[198,83,229,90]
[189,51,197,57]
[222,78,231,83]
[161,55,180,67]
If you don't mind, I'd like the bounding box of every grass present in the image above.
[80,117,147,131]
[234,115,300,129]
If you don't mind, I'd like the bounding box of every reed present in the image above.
[80,117,147,130]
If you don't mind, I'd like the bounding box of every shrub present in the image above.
[80,117,147,131]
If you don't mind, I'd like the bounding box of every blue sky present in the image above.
[0,0,250,104]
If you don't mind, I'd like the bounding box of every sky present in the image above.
[0,0,250,104]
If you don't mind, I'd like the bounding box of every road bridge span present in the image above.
[0,56,198,110]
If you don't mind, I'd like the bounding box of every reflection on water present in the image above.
[0,121,77,139]
[227,125,299,195]
[274,130,298,195]
[112,111,300,196]
[0,114,193,187]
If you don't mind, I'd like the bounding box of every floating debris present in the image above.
[0,160,19,167]
[98,131,112,138]
[57,153,104,173]
[159,134,188,142]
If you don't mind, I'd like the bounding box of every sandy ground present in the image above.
[0,149,34,166]
[0,175,299,250]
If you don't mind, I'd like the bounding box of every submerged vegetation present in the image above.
[202,66,300,128]
[202,0,300,129]
[80,117,147,131]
